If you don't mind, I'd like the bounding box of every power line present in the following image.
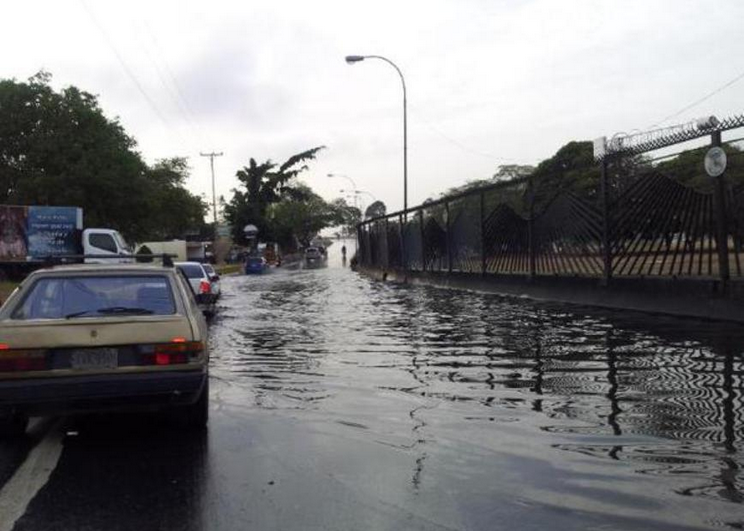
[649,68,744,128]
[132,21,202,150]
[79,0,189,151]
[140,20,215,149]
[408,104,532,163]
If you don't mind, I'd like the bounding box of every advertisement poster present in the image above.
[26,206,83,258]
[0,206,28,261]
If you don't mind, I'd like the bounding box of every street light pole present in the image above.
[345,54,407,213]
[339,189,365,219]
[327,172,357,193]
[356,190,377,203]
[329,173,359,252]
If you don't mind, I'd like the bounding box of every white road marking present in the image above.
[0,421,64,531]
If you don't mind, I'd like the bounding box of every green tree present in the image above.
[0,72,205,242]
[493,164,535,181]
[655,143,744,192]
[144,158,208,240]
[224,147,325,243]
[364,200,387,219]
[330,198,362,235]
[268,184,340,249]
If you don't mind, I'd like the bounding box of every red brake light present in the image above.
[199,280,211,294]
[0,350,47,372]
[155,352,179,365]
[143,341,204,366]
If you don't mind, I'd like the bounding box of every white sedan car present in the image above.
[175,262,217,315]
[201,264,221,298]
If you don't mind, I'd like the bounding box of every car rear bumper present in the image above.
[0,370,207,416]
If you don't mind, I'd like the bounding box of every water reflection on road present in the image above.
[208,241,744,529]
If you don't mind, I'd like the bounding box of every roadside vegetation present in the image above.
[223,148,361,250]
[0,72,207,243]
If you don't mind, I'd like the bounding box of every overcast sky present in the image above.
[1,0,743,215]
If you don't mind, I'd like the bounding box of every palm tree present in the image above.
[225,146,325,243]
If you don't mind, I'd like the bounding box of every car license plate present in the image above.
[70,348,118,370]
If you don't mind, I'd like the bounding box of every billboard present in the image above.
[26,206,83,258]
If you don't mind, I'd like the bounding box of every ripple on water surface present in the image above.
[209,259,744,527]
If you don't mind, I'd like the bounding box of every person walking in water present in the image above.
[341,244,347,265]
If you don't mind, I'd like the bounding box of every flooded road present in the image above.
[2,241,743,530]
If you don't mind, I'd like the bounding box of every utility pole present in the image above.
[200,151,224,235]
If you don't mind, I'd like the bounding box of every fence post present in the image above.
[357,224,363,265]
[527,178,536,279]
[480,191,486,276]
[712,131,730,285]
[419,209,426,272]
[384,217,390,270]
[399,213,406,272]
[445,201,452,274]
[600,156,612,285]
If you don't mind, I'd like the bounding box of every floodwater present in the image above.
[3,240,743,530]
[206,241,744,530]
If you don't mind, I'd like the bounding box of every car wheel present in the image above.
[0,413,29,438]
[180,379,209,430]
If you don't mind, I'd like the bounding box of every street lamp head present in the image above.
[345,55,365,64]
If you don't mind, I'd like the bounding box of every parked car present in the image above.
[175,262,216,315]
[201,263,221,298]
[0,263,210,437]
[245,256,267,274]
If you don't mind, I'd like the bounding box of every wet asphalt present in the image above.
[0,241,743,530]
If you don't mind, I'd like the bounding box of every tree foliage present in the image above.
[144,158,208,240]
[364,200,387,219]
[330,197,362,235]
[224,147,325,243]
[493,164,535,181]
[0,73,205,242]
[267,184,346,248]
[655,144,744,192]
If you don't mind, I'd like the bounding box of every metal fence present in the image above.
[358,115,744,284]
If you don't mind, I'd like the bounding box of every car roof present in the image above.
[31,264,176,275]
[174,261,206,267]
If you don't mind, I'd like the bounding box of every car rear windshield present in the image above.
[178,264,205,279]
[203,264,215,275]
[11,275,176,320]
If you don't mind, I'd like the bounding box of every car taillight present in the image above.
[143,341,204,366]
[199,280,211,294]
[0,349,47,372]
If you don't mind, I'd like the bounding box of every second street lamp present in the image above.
[345,54,408,213]
[327,172,357,193]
